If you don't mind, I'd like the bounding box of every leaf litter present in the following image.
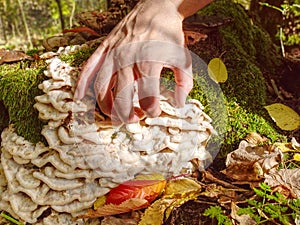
[75,132,300,225]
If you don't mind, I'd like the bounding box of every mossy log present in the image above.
[0,0,286,156]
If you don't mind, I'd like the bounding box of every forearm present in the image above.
[169,0,214,18]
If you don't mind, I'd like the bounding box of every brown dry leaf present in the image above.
[265,168,300,198]
[100,215,140,225]
[184,30,207,45]
[222,136,283,181]
[271,185,298,199]
[230,202,256,225]
[0,48,32,64]
[200,183,237,203]
[78,198,148,218]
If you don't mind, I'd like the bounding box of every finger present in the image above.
[173,67,193,108]
[74,45,106,100]
[135,62,163,117]
[94,73,116,117]
[111,67,140,124]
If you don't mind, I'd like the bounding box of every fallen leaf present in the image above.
[264,168,300,198]
[264,103,300,131]
[139,178,203,225]
[138,198,176,225]
[244,132,268,145]
[223,139,283,181]
[163,178,202,198]
[231,202,256,225]
[271,185,298,199]
[274,142,295,153]
[93,195,106,210]
[293,153,300,161]
[135,173,165,181]
[184,30,207,45]
[106,179,166,205]
[101,216,140,225]
[207,58,228,83]
[78,198,148,218]
[0,48,32,64]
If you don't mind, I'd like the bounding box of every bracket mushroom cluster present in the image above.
[0,46,215,224]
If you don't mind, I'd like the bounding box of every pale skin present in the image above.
[74,0,214,124]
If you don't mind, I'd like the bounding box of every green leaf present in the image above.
[203,206,232,225]
[207,58,228,83]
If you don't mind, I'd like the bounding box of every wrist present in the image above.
[169,0,214,19]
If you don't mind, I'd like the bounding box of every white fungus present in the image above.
[0,46,215,224]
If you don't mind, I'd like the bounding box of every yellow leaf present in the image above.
[163,178,201,198]
[93,195,106,210]
[138,198,176,225]
[78,198,148,218]
[293,153,300,161]
[207,58,228,83]
[135,173,165,181]
[264,103,300,131]
[274,142,295,153]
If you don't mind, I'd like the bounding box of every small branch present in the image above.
[279,27,285,57]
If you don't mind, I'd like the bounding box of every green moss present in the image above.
[188,0,287,157]
[221,98,286,155]
[0,61,47,143]
[0,46,98,144]
[59,46,97,67]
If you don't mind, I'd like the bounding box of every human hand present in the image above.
[74,0,194,124]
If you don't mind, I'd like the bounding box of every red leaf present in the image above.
[106,179,166,205]
[63,27,100,36]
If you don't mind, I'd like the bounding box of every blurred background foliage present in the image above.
[0,0,299,51]
[0,0,107,49]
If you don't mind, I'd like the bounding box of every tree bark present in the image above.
[107,0,111,9]
[0,16,7,43]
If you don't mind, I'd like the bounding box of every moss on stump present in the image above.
[0,61,47,143]
[190,0,286,156]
